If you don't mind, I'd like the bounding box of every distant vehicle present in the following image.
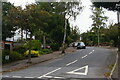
[41,45,51,49]
[77,42,86,49]
[72,42,78,47]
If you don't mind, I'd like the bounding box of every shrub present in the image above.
[2,50,23,64]
[24,40,41,51]
[39,51,45,55]
[49,43,60,51]
[2,50,10,64]
[13,45,27,54]
[42,49,52,54]
[110,40,115,47]
[10,51,23,61]
[24,50,40,57]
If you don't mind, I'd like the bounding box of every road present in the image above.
[2,47,116,80]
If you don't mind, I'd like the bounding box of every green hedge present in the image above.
[2,50,23,64]
[41,49,52,54]
[49,43,60,51]
[13,45,27,54]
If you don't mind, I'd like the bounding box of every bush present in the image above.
[42,49,52,54]
[110,40,115,47]
[2,50,23,64]
[24,50,40,57]
[13,45,27,54]
[49,43,60,51]
[39,51,45,55]
[24,40,41,51]
[10,51,23,61]
[2,50,10,64]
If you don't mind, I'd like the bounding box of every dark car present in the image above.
[77,42,86,49]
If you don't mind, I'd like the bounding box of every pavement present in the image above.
[101,46,118,80]
[2,47,76,73]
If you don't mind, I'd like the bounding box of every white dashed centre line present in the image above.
[38,67,61,78]
[82,55,88,59]
[89,52,92,54]
[66,60,78,66]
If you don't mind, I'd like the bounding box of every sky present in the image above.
[7,0,117,33]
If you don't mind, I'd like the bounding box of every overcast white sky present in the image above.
[7,0,117,33]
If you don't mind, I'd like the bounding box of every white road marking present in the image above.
[89,52,92,55]
[38,68,61,78]
[66,60,78,66]
[92,50,95,52]
[54,76,64,79]
[43,76,52,78]
[24,77,34,78]
[66,65,89,75]
[12,76,22,78]
[82,55,88,59]
[2,75,9,78]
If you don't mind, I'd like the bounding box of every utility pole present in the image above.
[116,3,120,79]
[116,2,120,51]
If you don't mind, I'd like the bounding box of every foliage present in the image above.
[9,51,23,61]
[49,43,60,51]
[24,40,41,50]
[90,6,108,32]
[13,45,27,54]
[2,50,23,64]
[2,2,17,40]
[38,51,45,55]
[81,23,118,46]
[2,50,10,64]
[41,49,52,54]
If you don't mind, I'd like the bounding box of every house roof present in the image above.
[91,0,120,11]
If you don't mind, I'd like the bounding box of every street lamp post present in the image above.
[116,3,120,79]
[116,5,120,52]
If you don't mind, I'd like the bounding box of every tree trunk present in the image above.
[43,35,46,49]
[62,19,67,53]
[97,26,100,47]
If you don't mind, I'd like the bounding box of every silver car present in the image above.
[77,42,86,49]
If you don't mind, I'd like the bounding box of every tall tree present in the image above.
[2,2,16,41]
[90,6,108,46]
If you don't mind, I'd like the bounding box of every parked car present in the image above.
[77,42,86,49]
[72,42,78,47]
[41,45,51,49]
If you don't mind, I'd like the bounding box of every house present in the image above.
[1,41,13,52]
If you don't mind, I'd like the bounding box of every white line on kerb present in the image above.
[82,55,87,59]
[12,76,22,78]
[66,60,78,66]
[38,68,61,78]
